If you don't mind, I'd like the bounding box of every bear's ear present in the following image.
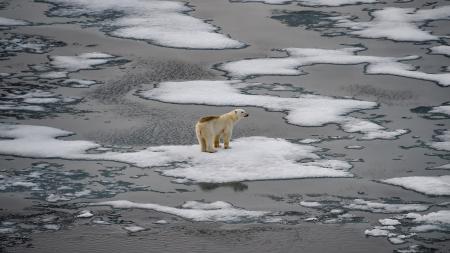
[234,111,237,114]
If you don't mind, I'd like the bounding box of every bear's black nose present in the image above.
[244,113,249,117]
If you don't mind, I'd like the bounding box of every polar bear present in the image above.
[195,109,249,153]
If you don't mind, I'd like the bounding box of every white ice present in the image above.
[406,210,450,225]
[139,80,407,140]
[76,210,94,218]
[219,47,450,86]
[39,71,68,79]
[0,104,45,112]
[333,6,450,42]
[430,45,450,56]
[45,0,244,49]
[410,224,446,233]
[92,200,271,223]
[0,17,29,26]
[343,199,429,213]
[62,79,97,88]
[379,218,401,226]
[382,175,450,196]
[300,201,322,207]
[429,130,450,151]
[232,0,377,6]
[430,106,450,116]
[123,225,146,232]
[0,124,353,183]
[50,52,116,72]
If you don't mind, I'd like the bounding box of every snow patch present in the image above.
[138,80,407,140]
[344,199,429,213]
[92,200,273,223]
[219,47,450,86]
[43,0,244,49]
[0,124,353,183]
[382,176,450,196]
[332,6,450,42]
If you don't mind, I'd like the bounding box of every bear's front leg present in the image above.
[223,133,231,149]
[214,135,221,148]
[206,138,217,153]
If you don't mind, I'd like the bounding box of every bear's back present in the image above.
[198,116,220,123]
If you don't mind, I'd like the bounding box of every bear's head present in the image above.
[234,109,249,119]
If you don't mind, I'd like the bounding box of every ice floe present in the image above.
[430,45,450,56]
[49,52,116,72]
[0,124,354,183]
[43,0,244,49]
[0,17,29,26]
[76,210,94,218]
[219,47,450,86]
[0,89,81,113]
[61,79,97,88]
[92,200,273,223]
[138,80,407,140]
[332,6,450,42]
[406,210,450,225]
[123,225,146,233]
[429,105,450,116]
[429,130,450,151]
[0,33,65,58]
[343,199,429,213]
[379,218,401,226]
[382,175,450,196]
[231,0,378,6]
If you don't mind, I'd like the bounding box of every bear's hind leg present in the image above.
[206,137,217,153]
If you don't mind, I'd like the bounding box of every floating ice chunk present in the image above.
[46,194,71,202]
[0,104,45,112]
[344,199,429,213]
[11,181,38,188]
[39,71,68,79]
[332,6,450,42]
[410,224,445,233]
[304,217,318,222]
[388,236,406,245]
[433,163,450,170]
[139,80,406,140]
[23,97,60,104]
[43,0,244,49]
[299,138,321,144]
[219,47,450,86]
[406,210,450,225]
[62,79,97,88]
[430,45,450,56]
[232,0,378,6]
[154,220,168,224]
[50,52,115,72]
[0,17,29,26]
[364,228,391,237]
[92,200,271,223]
[123,225,146,233]
[429,106,450,116]
[379,218,401,226]
[300,201,322,207]
[76,210,94,218]
[43,224,60,230]
[383,176,450,196]
[0,124,352,183]
[0,227,16,234]
[428,130,450,151]
[345,145,364,150]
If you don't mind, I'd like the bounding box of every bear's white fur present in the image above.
[195,109,249,153]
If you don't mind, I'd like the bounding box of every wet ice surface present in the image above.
[382,176,450,196]
[219,47,450,86]
[0,124,353,183]
[231,0,378,6]
[1,0,450,252]
[40,0,245,49]
[331,6,450,42]
[92,200,275,223]
[139,80,407,140]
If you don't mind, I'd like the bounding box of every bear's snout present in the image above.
[244,113,249,117]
